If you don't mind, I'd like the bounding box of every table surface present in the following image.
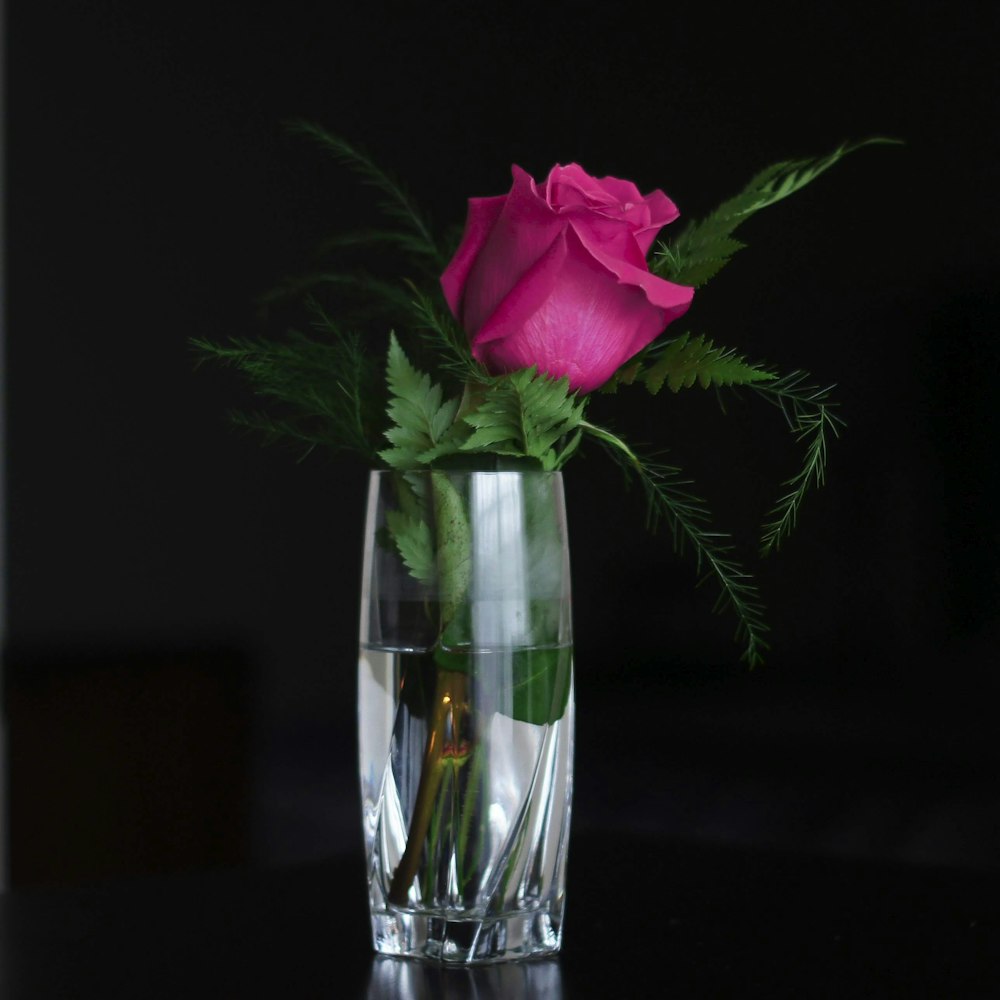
[2,830,999,998]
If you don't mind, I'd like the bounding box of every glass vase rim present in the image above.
[367,468,564,480]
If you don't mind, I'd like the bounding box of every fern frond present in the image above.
[608,332,776,394]
[287,121,442,268]
[752,372,845,556]
[385,508,436,584]
[461,369,587,470]
[581,422,769,666]
[378,333,462,469]
[223,411,325,461]
[258,270,415,316]
[316,228,443,265]
[652,137,901,288]
[404,280,484,382]
[191,317,380,459]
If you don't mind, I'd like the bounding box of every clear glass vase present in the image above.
[358,470,574,964]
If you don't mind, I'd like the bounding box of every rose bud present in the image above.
[441,163,694,393]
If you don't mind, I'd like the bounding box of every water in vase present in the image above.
[358,644,574,963]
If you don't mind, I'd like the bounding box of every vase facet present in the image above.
[358,470,574,963]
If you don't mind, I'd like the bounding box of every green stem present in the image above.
[457,743,484,894]
[387,668,469,906]
[579,420,642,467]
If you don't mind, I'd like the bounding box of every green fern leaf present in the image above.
[659,237,746,288]
[316,228,443,264]
[582,422,769,667]
[378,334,461,469]
[461,369,587,470]
[385,509,436,584]
[259,270,415,315]
[624,333,776,394]
[287,121,443,268]
[404,280,483,382]
[191,307,381,460]
[752,372,845,555]
[653,137,900,288]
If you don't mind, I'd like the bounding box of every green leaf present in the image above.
[384,509,436,585]
[636,333,776,394]
[652,137,901,288]
[510,646,573,725]
[258,270,415,316]
[378,334,462,469]
[431,472,472,638]
[287,120,443,269]
[752,372,845,556]
[460,368,587,470]
[582,421,769,667]
[405,280,483,382]
[315,228,443,263]
[430,645,572,726]
[191,304,381,460]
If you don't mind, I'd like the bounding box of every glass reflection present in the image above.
[366,956,563,1000]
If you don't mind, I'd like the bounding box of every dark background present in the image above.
[4,1,999,886]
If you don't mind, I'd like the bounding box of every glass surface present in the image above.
[358,471,574,963]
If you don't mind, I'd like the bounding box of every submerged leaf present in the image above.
[509,646,573,726]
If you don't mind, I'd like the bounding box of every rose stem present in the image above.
[388,667,468,907]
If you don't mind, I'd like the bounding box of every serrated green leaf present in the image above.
[385,509,436,585]
[652,137,900,288]
[752,371,845,555]
[287,120,443,270]
[405,280,483,382]
[191,306,382,460]
[431,472,472,641]
[460,368,587,470]
[637,333,776,394]
[378,333,462,469]
[580,421,769,667]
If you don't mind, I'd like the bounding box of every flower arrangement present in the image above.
[194,124,895,666]
[195,127,897,960]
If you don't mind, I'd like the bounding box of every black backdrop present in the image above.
[6,2,999,880]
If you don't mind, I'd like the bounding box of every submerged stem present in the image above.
[387,667,469,906]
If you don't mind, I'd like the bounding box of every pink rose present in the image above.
[441,163,694,393]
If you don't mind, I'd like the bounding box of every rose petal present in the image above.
[634,188,680,254]
[544,163,635,213]
[460,165,561,334]
[440,195,506,316]
[545,165,680,255]
[477,227,688,393]
[578,234,694,317]
[470,229,570,350]
[564,213,649,271]
[589,174,645,210]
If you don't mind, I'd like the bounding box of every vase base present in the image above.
[370,905,563,964]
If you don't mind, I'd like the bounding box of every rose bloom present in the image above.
[441,163,694,393]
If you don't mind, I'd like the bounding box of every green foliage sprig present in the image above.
[606,332,776,394]
[378,333,462,468]
[652,138,901,288]
[581,421,769,666]
[194,125,896,665]
[285,121,444,272]
[192,300,381,461]
[377,336,585,472]
[752,372,845,556]
[460,369,585,471]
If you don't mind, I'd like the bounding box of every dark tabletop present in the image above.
[2,831,999,998]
